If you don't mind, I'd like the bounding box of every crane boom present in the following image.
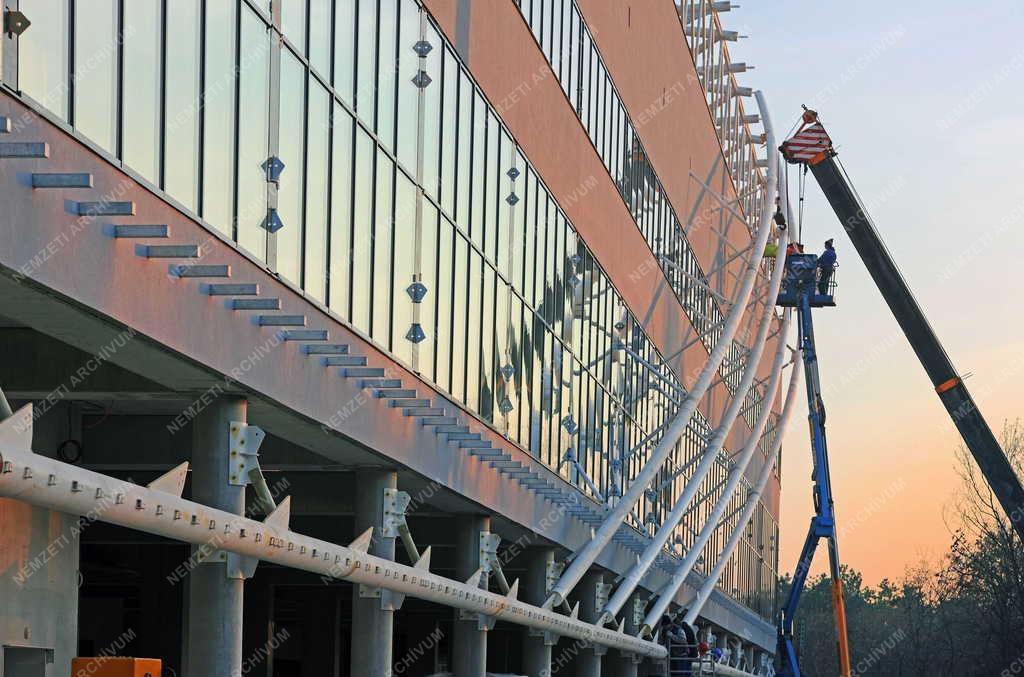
[782,109,1024,542]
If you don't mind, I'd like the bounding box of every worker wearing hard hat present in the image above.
[817,239,837,294]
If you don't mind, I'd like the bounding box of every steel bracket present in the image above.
[381,487,411,538]
[359,583,406,611]
[4,9,29,37]
[545,560,564,596]
[228,422,265,487]
[632,596,647,627]
[596,581,612,612]
[262,155,285,183]
[480,531,500,574]
[261,208,285,233]
[196,544,258,580]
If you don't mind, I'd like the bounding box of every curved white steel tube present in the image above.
[0,406,667,659]
[545,90,779,611]
[601,224,790,623]
[599,91,784,622]
[681,354,804,627]
[638,312,793,635]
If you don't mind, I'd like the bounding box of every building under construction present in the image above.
[0,1,799,675]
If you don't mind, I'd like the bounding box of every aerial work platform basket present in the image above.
[776,253,837,308]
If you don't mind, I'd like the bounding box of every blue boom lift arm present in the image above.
[774,252,852,677]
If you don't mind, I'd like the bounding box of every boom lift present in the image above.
[774,251,851,677]
[775,108,1024,675]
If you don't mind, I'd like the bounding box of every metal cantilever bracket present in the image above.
[458,531,502,628]
[479,531,500,575]
[381,487,412,538]
[632,596,647,627]
[361,487,423,611]
[196,535,259,581]
[526,558,566,644]
[228,422,266,486]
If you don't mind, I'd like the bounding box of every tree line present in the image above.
[781,422,1024,676]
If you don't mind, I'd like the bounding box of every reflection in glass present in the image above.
[308,0,332,77]
[451,233,468,402]
[202,0,237,236]
[330,106,355,319]
[419,203,439,381]
[122,0,161,183]
[421,25,442,200]
[237,8,271,259]
[164,0,201,211]
[377,0,398,150]
[435,218,454,393]
[355,0,377,125]
[373,150,395,346]
[466,252,481,411]
[334,0,356,103]
[392,172,417,365]
[281,0,306,53]
[395,0,420,172]
[20,0,69,119]
[74,0,118,154]
[351,129,375,334]
[305,79,331,302]
[276,50,307,284]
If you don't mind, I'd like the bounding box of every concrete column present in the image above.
[521,548,555,676]
[351,468,398,676]
[453,514,490,677]
[0,401,79,677]
[573,570,605,676]
[607,592,644,677]
[186,397,247,677]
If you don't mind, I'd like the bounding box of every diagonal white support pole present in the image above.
[599,212,789,624]
[544,91,779,611]
[680,355,804,629]
[638,325,799,636]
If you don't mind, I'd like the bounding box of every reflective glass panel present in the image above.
[20,0,69,119]
[74,0,118,154]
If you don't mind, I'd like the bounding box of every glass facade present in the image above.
[16,0,776,620]
[518,0,779,616]
[515,0,778,437]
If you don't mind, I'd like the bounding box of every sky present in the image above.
[727,0,1024,584]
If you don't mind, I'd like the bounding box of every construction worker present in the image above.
[817,238,837,294]
[662,613,699,676]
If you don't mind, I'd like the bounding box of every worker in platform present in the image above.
[817,238,837,294]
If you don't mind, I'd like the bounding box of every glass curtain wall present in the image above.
[15,0,775,619]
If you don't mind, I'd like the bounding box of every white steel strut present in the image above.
[0,405,666,659]
[599,212,789,624]
[682,356,803,628]
[544,91,779,610]
[640,330,798,635]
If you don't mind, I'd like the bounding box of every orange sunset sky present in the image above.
[731,0,1024,583]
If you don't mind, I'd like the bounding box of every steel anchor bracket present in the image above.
[382,487,412,538]
[361,487,420,610]
[228,422,266,487]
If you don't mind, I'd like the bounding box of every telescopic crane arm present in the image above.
[781,108,1024,542]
